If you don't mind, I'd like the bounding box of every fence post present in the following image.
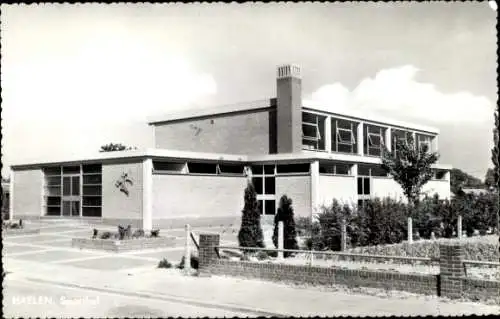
[199,233,221,272]
[278,221,284,260]
[184,224,191,273]
[341,218,347,251]
[457,215,462,239]
[439,243,465,299]
[407,216,413,244]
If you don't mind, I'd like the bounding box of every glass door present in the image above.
[62,175,80,217]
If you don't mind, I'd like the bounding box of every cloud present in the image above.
[309,65,494,123]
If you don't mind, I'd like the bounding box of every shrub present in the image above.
[238,183,265,248]
[158,258,172,268]
[272,195,299,257]
[92,229,98,239]
[257,251,269,260]
[99,231,114,239]
[132,229,145,239]
[150,229,160,237]
[177,255,199,270]
[317,200,351,251]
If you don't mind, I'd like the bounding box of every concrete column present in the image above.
[407,216,413,244]
[9,169,14,221]
[184,224,191,273]
[310,161,320,218]
[277,221,284,260]
[199,233,220,271]
[142,158,153,231]
[457,215,462,239]
[357,122,364,156]
[325,116,332,153]
[384,127,392,152]
[439,243,465,299]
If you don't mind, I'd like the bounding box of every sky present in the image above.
[1,2,497,179]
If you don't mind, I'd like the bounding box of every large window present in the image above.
[251,165,276,215]
[319,162,351,175]
[364,124,385,157]
[391,129,411,155]
[302,112,326,151]
[82,164,102,217]
[331,118,358,154]
[43,164,102,217]
[416,134,432,153]
[358,164,388,177]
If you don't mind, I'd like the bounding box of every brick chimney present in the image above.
[276,64,302,153]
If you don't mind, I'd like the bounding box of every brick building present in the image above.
[9,64,451,229]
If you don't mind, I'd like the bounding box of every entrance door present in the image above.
[62,175,80,217]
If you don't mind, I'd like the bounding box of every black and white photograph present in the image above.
[1,2,499,317]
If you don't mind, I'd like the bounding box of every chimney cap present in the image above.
[277,64,301,79]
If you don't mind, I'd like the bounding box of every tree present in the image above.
[238,182,265,249]
[272,195,299,257]
[99,143,137,152]
[491,110,499,191]
[485,168,496,190]
[450,168,484,195]
[381,135,439,243]
[381,134,439,206]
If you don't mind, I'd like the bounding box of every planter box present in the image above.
[71,236,177,252]
[2,228,40,236]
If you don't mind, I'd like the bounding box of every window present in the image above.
[43,164,102,217]
[302,112,326,151]
[319,163,351,175]
[276,164,310,174]
[331,119,358,154]
[391,130,410,155]
[217,164,245,175]
[364,124,385,156]
[82,164,102,217]
[153,161,186,173]
[358,164,387,177]
[252,165,276,215]
[187,163,217,174]
[417,134,432,153]
[357,177,370,195]
[435,170,446,180]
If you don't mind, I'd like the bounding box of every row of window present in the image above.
[153,162,312,175]
[302,112,434,156]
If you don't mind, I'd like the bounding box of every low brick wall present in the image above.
[72,236,176,252]
[199,234,500,304]
[206,259,438,295]
[462,278,500,304]
[2,228,40,236]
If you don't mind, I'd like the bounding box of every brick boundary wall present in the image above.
[72,236,176,252]
[199,234,500,304]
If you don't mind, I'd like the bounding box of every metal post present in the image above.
[184,224,191,273]
[278,221,284,260]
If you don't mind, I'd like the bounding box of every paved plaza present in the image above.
[3,219,499,317]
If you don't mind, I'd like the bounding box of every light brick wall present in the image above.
[102,161,144,222]
[276,175,311,218]
[153,110,277,154]
[152,174,247,223]
[318,175,356,207]
[12,169,42,219]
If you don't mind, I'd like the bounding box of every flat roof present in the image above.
[147,98,438,134]
[11,148,452,171]
[147,99,275,124]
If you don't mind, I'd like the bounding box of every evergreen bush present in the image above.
[272,195,299,257]
[238,182,265,248]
